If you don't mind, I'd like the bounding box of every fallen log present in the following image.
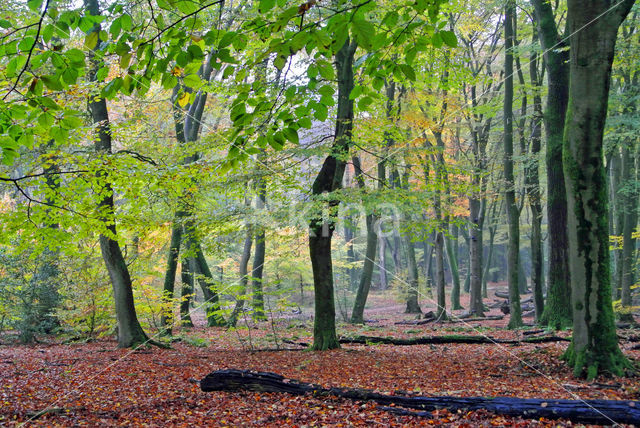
[338,334,570,346]
[447,315,504,323]
[200,369,640,425]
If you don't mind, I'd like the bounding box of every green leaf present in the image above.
[120,13,133,31]
[318,61,334,80]
[183,74,201,88]
[273,55,287,70]
[259,0,276,13]
[440,30,457,48]
[313,103,328,121]
[50,126,68,143]
[399,64,416,81]
[283,127,299,144]
[85,31,99,50]
[41,75,63,91]
[349,85,363,100]
[27,0,43,12]
[65,48,85,64]
[350,18,375,50]
[431,32,443,48]
[218,31,236,49]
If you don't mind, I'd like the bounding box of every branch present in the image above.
[2,0,50,100]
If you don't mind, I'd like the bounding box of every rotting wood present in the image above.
[200,369,640,425]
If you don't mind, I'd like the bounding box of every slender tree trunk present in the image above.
[562,0,634,379]
[84,0,148,348]
[351,156,378,324]
[446,224,463,310]
[504,0,522,329]
[179,257,194,327]
[469,197,484,316]
[609,149,624,300]
[252,175,267,320]
[228,227,253,327]
[524,33,545,321]
[531,0,572,329]
[308,39,357,350]
[619,143,638,323]
[160,223,183,334]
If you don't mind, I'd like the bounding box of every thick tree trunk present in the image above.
[531,0,572,329]
[504,0,522,329]
[308,39,357,350]
[350,156,377,324]
[434,230,447,321]
[377,235,388,290]
[562,0,635,379]
[84,0,148,348]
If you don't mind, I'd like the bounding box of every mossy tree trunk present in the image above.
[85,0,148,348]
[562,0,635,379]
[160,222,183,335]
[308,39,357,350]
[504,0,522,329]
[531,0,572,329]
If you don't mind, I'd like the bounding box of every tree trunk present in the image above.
[183,221,224,326]
[179,257,194,327]
[469,197,484,316]
[252,175,267,320]
[562,0,635,379]
[308,39,357,350]
[84,0,148,348]
[228,227,253,327]
[160,222,183,334]
[504,0,522,329]
[619,144,638,323]
[526,42,545,320]
[404,232,422,314]
[446,224,462,310]
[531,0,572,329]
[609,149,624,300]
[350,156,378,324]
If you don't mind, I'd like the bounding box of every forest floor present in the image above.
[1,286,639,427]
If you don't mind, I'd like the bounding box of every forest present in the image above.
[1,0,639,425]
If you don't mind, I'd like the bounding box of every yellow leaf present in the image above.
[178,92,190,107]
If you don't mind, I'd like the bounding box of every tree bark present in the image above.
[350,156,377,324]
[160,222,183,334]
[228,226,253,327]
[504,0,522,329]
[179,257,194,327]
[252,174,267,320]
[619,143,638,323]
[562,0,635,379]
[201,370,639,425]
[84,0,148,348]
[308,39,357,350]
[531,0,572,329]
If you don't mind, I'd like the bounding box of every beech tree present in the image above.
[563,0,636,379]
